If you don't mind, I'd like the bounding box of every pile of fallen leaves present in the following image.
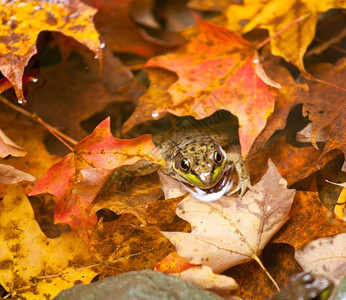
[0,0,345,299]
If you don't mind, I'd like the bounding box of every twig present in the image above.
[256,14,310,50]
[302,74,346,92]
[252,254,280,291]
[0,95,77,151]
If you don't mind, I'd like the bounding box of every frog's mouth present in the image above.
[178,167,234,202]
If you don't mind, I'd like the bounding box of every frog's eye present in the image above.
[180,158,191,173]
[213,150,223,165]
[174,153,191,173]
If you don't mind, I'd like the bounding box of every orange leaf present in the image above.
[129,17,279,157]
[155,252,197,274]
[0,0,102,102]
[273,191,346,248]
[30,118,164,242]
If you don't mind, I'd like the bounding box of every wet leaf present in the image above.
[127,17,279,157]
[25,56,138,140]
[0,185,98,299]
[0,0,102,102]
[273,191,346,248]
[85,0,178,58]
[162,161,295,273]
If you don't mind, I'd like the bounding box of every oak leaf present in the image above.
[272,191,346,248]
[225,0,346,71]
[162,160,295,273]
[0,0,102,102]
[125,17,280,157]
[30,118,164,242]
[295,233,346,285]
[0,185,98,299]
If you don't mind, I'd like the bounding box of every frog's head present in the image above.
[172,140,227,189]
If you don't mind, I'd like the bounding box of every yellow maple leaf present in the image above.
[0,185,98,299]
[225,0,346,71]
[0,0,102,102]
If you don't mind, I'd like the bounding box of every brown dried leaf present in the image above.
[93,173,163,224]
[0,164,35,184]
[295,233,346,285]
[0,129,27,158]
[273,191,346,248]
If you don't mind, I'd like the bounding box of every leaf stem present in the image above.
[302,74,346,92]
[0,95,77,151]
[256,14,310,50]
[252,254,280,291]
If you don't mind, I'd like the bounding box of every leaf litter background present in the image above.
[0,0,346,299]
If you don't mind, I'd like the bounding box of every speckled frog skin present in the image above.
[156,131,254,201]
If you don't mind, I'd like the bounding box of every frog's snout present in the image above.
[198,172,218,189]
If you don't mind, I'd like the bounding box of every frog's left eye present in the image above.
[213,151,223,165]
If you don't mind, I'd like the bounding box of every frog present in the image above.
[155,130,254,202]
[268,272,334,300]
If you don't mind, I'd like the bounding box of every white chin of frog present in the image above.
[179,168,234,202]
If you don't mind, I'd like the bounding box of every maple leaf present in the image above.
[124,17,280,158]
[272,191,346,248]
[295,233,346,285]
[30,118,165,242]
[0,0,102,102]
[0,185,98,299]
[162,161,295,275]
[224,0,346,71]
